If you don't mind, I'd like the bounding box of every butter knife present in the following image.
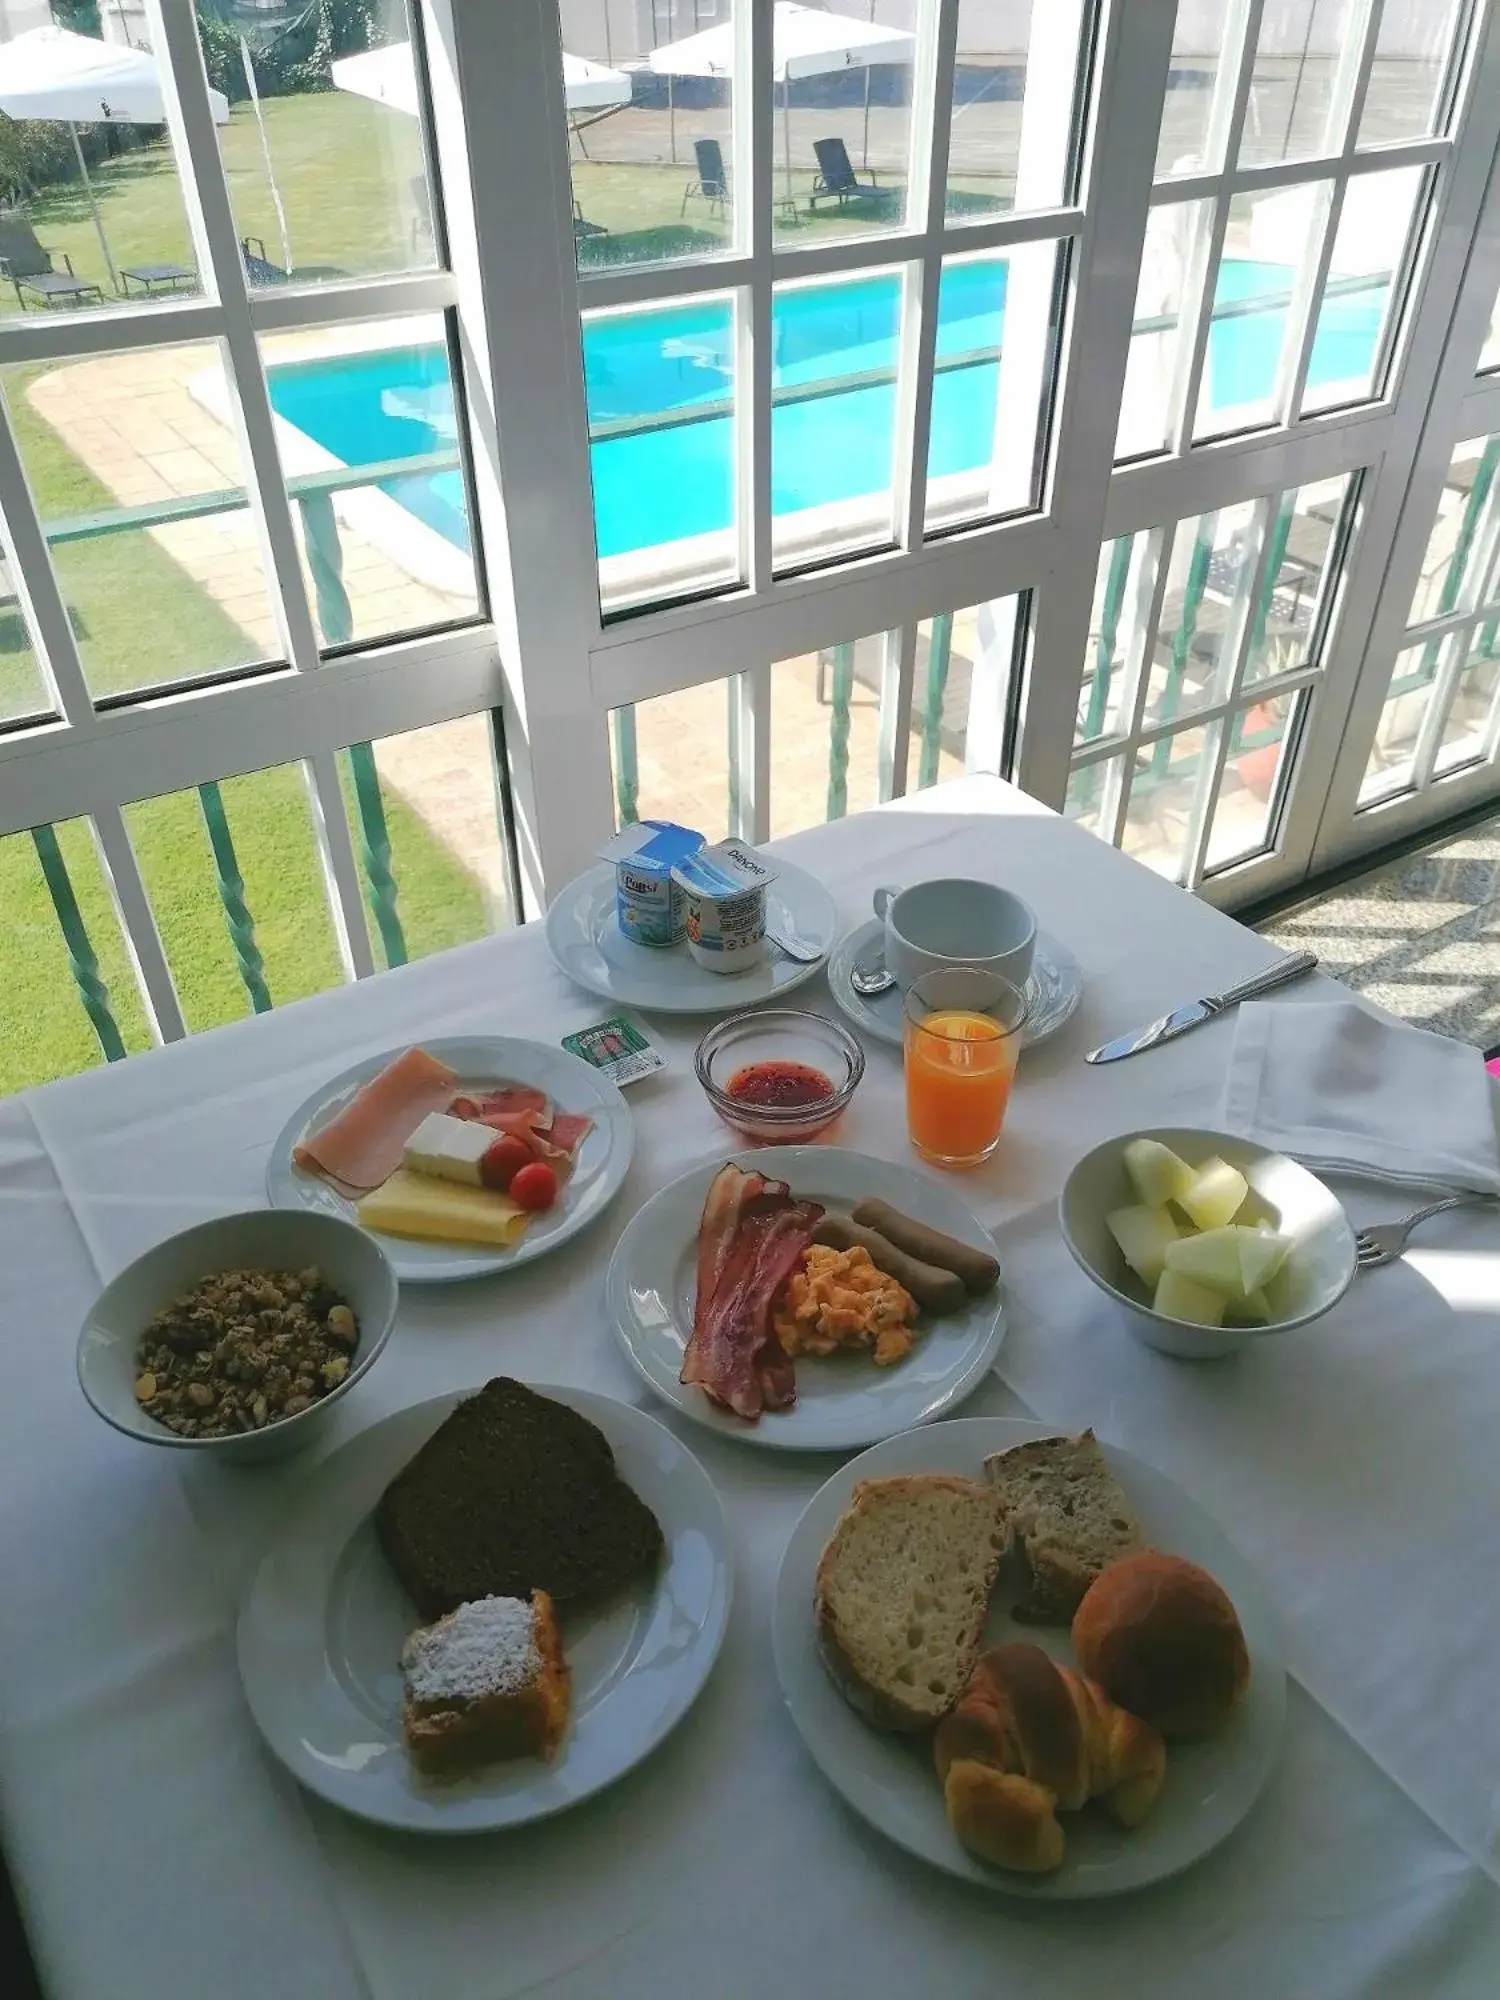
[1085,951,1319,1064]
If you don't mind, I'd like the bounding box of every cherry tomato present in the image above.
[509,1160,559,1211]
[480,1134,533,1191]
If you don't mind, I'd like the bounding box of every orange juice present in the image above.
[904,1007,1019,1166]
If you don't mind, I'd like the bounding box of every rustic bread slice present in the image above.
[983,1430,1142,1624]
[814,1474,1010,1732]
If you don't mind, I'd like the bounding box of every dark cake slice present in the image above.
[376,1377,664,1618]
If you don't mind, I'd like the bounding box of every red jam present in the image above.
[726,1060,835,1110]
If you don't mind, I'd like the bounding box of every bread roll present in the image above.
[1071,1550,1249,1739]
[934,1642,1165,1873]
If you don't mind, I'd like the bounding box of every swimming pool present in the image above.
[267,260,1389,568]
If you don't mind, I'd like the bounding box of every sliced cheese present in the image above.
[357,1168,529,1248]
[403,1110,494,1186]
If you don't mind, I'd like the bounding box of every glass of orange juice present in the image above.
[903,968,1029,1168]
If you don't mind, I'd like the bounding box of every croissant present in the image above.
[933,1641,1166,1873]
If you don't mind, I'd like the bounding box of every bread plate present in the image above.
[772,1418,1286,1896]
[266,1035,632,1284]
[237,1385,731,1833]
[605,1147,1007,1453]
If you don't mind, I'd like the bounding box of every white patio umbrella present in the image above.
[646,2,914,197]
[332,40,632,118]
[0,26,228,291]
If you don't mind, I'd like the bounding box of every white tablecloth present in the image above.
[6,775,1500,1999]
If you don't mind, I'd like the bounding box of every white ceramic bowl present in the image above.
[1059,1127,1357,1359]
[78,1209,399,1464]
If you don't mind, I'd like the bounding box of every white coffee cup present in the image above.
[872,878,1036,994]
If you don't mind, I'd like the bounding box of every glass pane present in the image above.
[1356,0,1466,149]
[0,523,52,727]
[1244,474,1354,683]
[925,241,1062,535]
[338,720,511,966]
[1300,167,1424,415]
[1077,532,1152,746]
[1063,756,1122,842]
[201,4,436,287]
[1116,198,1211,459]
[1237,0,1358,169]
[1434,625,1500,776]
[1123,724,1214,882]
[1155,0,1234,178]
[556,2,732,269]
[583,294,738,613]
[1359,640,1438,802]
[122,766,345,1035]
[772,272,899,572]
[1197,183,1329,438]
[943,0,1090,221]
[609,686,732,840]
[0,80,200,321]
[769,632,890,840]
[1205,690,1300,872]
[786,13,914,245]
[1144,502,1260,726]
[1408,437,1500,627]
[260,317,481,649]
[912,596,1025,785]
[2,342,281,701]
[0,818,150,1098]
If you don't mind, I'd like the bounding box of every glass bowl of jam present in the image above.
[694,1008,865,1143]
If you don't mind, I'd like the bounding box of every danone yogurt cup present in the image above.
[672,841,781,975]
[598,820,705,948]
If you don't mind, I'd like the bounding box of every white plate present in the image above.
[266,1035,633,1284]
[606,1147,1006,1452]
[827,919,1083,1051]
[545,857,838,1015]
[237,1385,732,1834]
[773,1417,1286,1897]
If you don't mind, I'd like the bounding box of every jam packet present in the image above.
[561,1016,666,1088]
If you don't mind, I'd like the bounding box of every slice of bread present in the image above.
[402,1590,571,1776]
[983,1430,1142,1624]
[376,1378,663,1619]
[814,1475,1010,1732]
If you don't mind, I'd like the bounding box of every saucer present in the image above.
[826,919,1082,1051]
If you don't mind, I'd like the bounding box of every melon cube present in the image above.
[1178,1156,1249,1231]
[1162,1225,1247,1297]
[1123,1138,1194,1211]
[1153,1269,1226,1327]
[1106,1203,1181,1288]
[1225,1287,1271,1327]
[1238,1228,1291,1296]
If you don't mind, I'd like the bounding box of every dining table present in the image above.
[4,770,1500,2000]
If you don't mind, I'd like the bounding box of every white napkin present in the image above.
[1217,997,1500,1193]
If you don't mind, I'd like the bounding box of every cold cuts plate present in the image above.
[604,1147,1007,1452]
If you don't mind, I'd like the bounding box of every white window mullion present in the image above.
[0,395,94,729]
[737,0,774,595]
[892,0,959,554]
[878,625,919,800]
[89,807,189,1044]
[303,752,378,982]
[144,0,323,679]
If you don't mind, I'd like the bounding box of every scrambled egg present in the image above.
[774,1244,919,1368]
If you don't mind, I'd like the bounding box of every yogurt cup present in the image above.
[598,820,704,948]
[672,841,780,975]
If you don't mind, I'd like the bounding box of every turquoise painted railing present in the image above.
[1152,512,1219,777]
[612,706,640,825]
[918,614,953,790]
[824,644,854,820]
[346,740,408,969]
[196,780,272,1013]
[30,822,126,1062]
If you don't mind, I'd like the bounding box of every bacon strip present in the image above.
[294,1047,458,1196]
[681,1164,823,1421]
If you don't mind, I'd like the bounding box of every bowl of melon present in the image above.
[1059,1129,1357,1359]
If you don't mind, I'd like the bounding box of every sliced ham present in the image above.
[295,1047,458,1196]
[547,1112,593,1157]
[681,1164,823,1421]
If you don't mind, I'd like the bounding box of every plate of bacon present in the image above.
[268,1037,633,1283]
[605,1149,1007,1451]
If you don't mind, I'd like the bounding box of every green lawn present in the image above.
[0,94,492,1097]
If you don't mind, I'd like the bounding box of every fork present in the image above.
[1354,1194,1489,1270]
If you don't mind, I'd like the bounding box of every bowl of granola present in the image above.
[77,1208,398,1464]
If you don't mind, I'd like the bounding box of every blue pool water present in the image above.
[267,261,1388,565]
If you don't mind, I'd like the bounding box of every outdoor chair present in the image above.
[809,138,885,211]
[0,213,103,310]
[240,235,289,286]
[682,139,730,217]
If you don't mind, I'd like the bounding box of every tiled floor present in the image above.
[1259,822,1500,1051]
